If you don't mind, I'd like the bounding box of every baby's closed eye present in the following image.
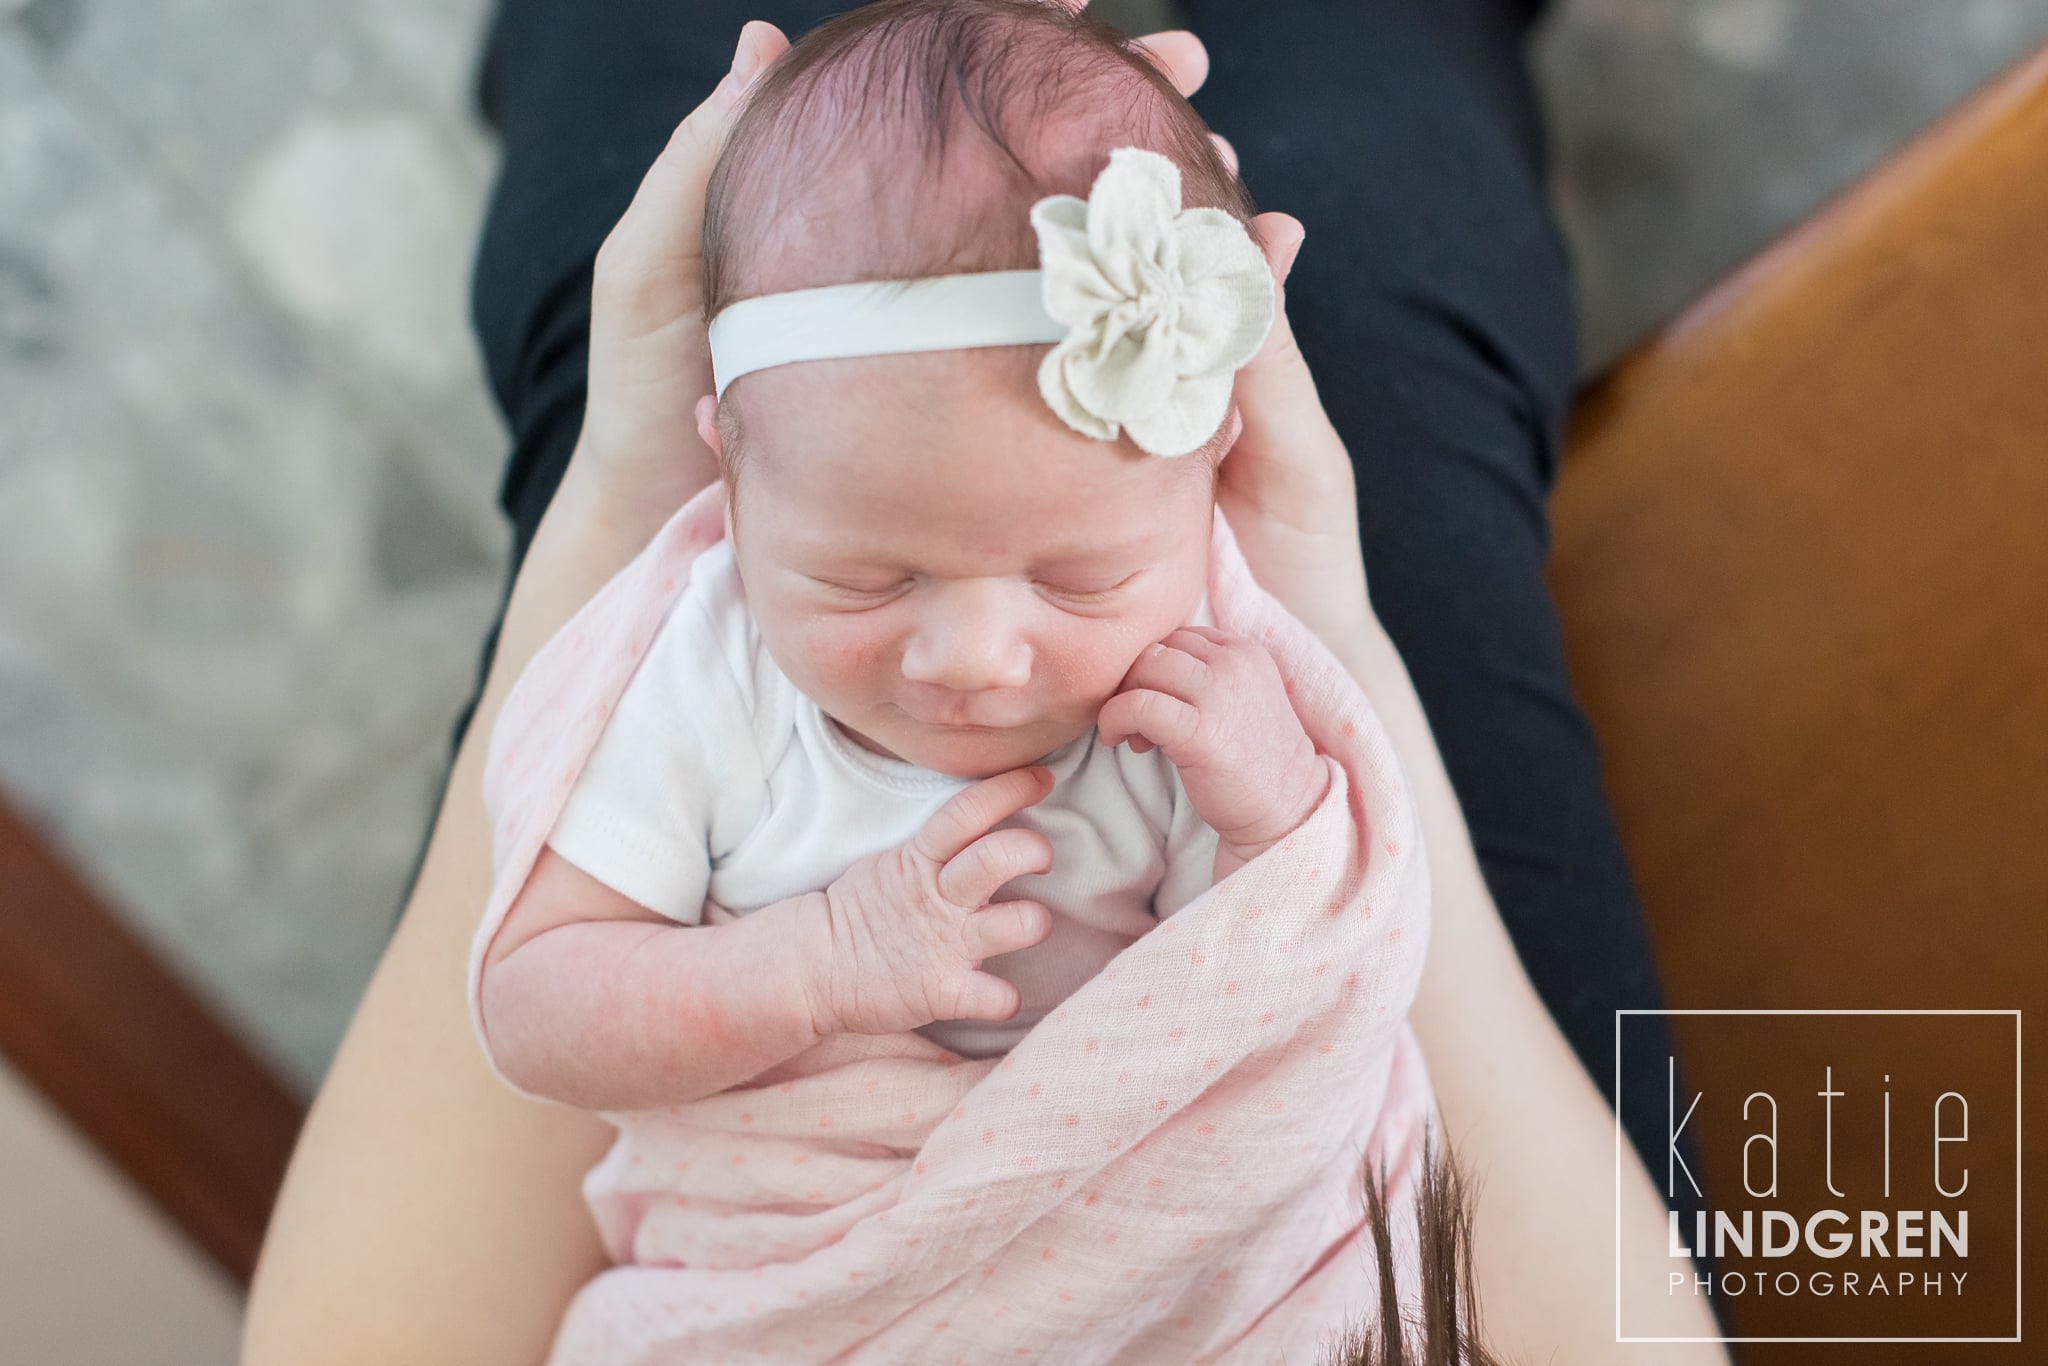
[1035,570,1141,603]
[805,572,1140,606]
[813,576,909,601]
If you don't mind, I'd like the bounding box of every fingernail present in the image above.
[731,23,765,85]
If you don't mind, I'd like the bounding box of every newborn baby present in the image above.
[476,0,1328,1115]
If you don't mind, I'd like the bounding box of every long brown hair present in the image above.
[1321,1129,1516,1366]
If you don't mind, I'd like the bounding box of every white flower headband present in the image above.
[706,147,1275,458]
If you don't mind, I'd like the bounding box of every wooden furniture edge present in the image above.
[0,791,306,1284]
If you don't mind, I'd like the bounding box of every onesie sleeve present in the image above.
[545,591,762,924]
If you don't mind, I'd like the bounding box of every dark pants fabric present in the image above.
[457,0,1694,1208]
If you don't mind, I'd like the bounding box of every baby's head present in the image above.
[697,0,1264,779]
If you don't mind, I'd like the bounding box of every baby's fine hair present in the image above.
[702,0,1257,319]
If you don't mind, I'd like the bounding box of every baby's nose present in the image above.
[900,585,1032,692]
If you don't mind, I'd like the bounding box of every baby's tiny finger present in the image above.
[953,973,1024,1023]
[914,766,1052,864]
[1210,132,1238,174]
[1139,645,1212,702]
[938,827,1053,908]
[963,900,1053,962]
[1097,687,1202,756]
[1162,625,1235,660]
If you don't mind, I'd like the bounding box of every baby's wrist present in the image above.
[1217,757,1330,864]
[785,889,841,1040]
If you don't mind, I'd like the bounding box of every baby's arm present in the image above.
[479,849,822,1112]
[480,765,1060,1112]
[472,581,837,1111]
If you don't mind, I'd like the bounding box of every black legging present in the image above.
[458,0,1692,1203]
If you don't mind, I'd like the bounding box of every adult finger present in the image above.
[937,827,1055,908]
[1236,213,1327,456]
[593,21,788,305]
[1039,0,1208,98]
[1130,30,1209,99]
[1224,212,1362,544]
[913,766,1054,866]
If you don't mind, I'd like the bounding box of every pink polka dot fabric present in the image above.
[468,482,1436,1363]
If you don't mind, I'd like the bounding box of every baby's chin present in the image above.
[844,712,1095,780]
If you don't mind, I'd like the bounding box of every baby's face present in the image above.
[711,349,1219,780]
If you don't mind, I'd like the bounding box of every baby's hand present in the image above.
[798,766,1057,1039]
[1098,625,1329,865]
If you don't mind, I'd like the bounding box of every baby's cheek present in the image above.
[1041,618,1145,697]
[796,619,896,692]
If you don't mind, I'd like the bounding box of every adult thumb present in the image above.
[596,21,788,289]
[1229,212,1355,511]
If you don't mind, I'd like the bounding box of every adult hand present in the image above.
[575,6,1219,538]
[575,19,789,526]
[1217,215,1378,662]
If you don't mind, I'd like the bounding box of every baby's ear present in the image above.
[695,394,725,462]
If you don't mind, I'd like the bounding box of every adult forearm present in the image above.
[483,900,824,1112]
[495,449,696,671]
[1324,618,1728,1363]
[244,717,615,1366]
[244,453,706,1366]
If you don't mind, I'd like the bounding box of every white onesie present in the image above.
[547,538,1220,1058]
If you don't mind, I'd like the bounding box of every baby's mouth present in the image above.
[903,699,1033,730]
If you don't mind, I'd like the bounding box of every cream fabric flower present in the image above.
[1030,147,1275,457]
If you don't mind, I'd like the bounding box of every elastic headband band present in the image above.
[702,147,1275,458]
[708,271,1065,398]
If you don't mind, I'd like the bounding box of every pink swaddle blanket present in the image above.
[469,481,1437,1363]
